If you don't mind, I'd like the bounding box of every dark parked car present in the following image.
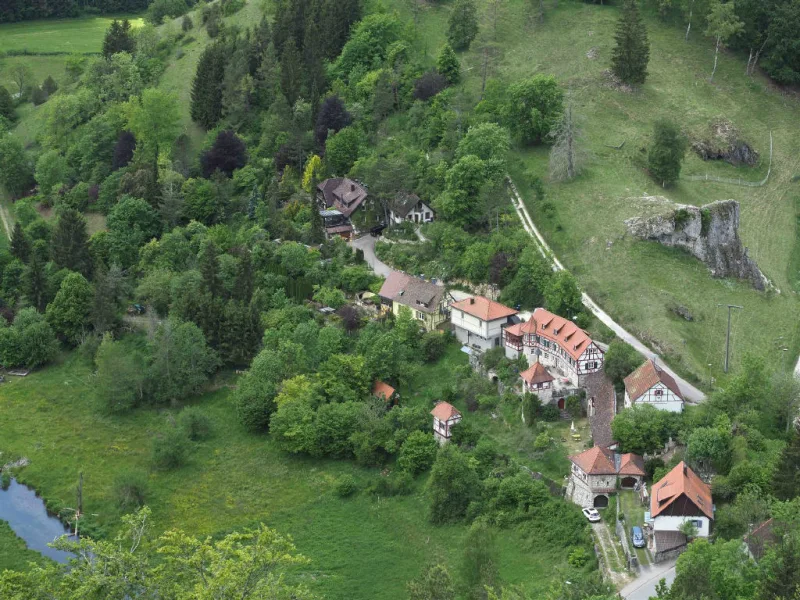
[631,526,646,548]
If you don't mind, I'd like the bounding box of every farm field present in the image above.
[396,0,800,389]
[0,15,144,54]
[0,343,584,598]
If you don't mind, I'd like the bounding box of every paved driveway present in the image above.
[620,559,677,600]
[350,234,392,278]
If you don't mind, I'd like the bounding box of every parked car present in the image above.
[631,526,646,548]
[582,508,601,522]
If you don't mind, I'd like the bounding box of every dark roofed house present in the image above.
[378,270,448,331]
[389,192,434,225]
[317,178,368,219]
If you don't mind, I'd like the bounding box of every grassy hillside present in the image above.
[0,15,144,54]
[0,345,580,597]
[401,0,800,387]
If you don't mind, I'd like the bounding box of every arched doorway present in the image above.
[557,397,565,410]
[621,476,637,489]
[593,495,609,509]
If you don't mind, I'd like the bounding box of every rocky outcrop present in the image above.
[691,119,759,167]
[625,200,770,290]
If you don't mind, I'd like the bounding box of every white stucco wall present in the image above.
[625,383,684,413]
[653,515,710,537]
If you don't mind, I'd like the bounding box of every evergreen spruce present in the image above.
[647,119,687,187]
[41,75,58,96]
[610,0,650,85]
[190,42,226,129]
[773,434,800,500]
[51,209,92,276]
[102,19,136,59]
[10,222,30,263]
[437,43,461,85]
[0,85,14,121]
[24,251,48,313]
[280,37,303,106]
[198,239,221,297]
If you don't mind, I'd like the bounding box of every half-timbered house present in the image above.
[624,359,685,413]
[503,308,604,387]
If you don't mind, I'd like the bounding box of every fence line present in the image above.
[683,130,773,187]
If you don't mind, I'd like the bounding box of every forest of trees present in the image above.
[0,0,152,23]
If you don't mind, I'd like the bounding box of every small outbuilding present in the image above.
[520,362,555,400]
[373,380,398,404]
[431,401,462,444]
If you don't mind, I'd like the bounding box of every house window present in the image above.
[692,520,703,529]
[416,311,425,320]
[586,361,597,370]
[654,389,663,396]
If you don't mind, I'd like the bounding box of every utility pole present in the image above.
[717,304,743,373]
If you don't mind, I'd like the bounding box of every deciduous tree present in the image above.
[46,271,93,345]
[705,0,743,81]
[448,0,480,51]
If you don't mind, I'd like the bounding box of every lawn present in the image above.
[0,343,580,597]
[0,521,48,572]
[396,0,800,389]
[0,15,144,54]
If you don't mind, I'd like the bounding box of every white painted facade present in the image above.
[625,382,684,413]
[390,200,434,225]
[432,413,462,444]
[507,342,603,388]
[653,515,711,538]
[451,308,508,352]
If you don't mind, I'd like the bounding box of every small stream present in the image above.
[0,479,75,563]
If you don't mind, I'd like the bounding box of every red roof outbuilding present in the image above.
[431,401,460,422]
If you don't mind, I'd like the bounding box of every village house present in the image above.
[503,308,604,387]
[319,209,354,240]
[649,462,713,558]
[519,362,554,402]
[378,271,448,331]
[565,446,645,509]
[450,296,518,352]
[624,359,685,413]
[431,401,461,444]
[389,192,435,225]
[372,380,398,404]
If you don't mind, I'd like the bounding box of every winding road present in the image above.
[506,177,707,404]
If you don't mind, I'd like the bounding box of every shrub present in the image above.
[533,432,551,451]
[398,430,439,475]
[568,546,590,568]
[539,404,560,422]
[181,14,193,31]
[30,86,48,106]
[368,471,413,497]
[335,475,358,498]
[450,420,480,448]
[414,72,448,101]
[420,331,447,362]
[113,470,148,510]
[151,426,190,470]
[644,458,665,481]
[178,406,212,441]
[478,394,500,411]
[1,472,10,490]
[565,395,583,418]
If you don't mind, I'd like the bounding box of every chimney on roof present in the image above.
[351,183,355,192]
[469,297,475,305]
[683,463,687,476]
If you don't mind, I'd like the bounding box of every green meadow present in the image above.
[0,15,144,54]
[395,0,800,388]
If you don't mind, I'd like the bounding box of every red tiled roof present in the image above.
[624,359,684,403]
[569,446,617,475]
[506,309,597,361]
[619,453,646,476]
[373,381,396,400]
[651,462,713,520]
[520,362,554,385]
[431,401,460,422]
[450,296,517,322]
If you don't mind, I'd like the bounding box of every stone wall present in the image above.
[625,200,770,290]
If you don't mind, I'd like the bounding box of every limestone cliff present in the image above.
[625,200,770,290]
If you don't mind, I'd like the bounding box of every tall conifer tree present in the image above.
[280,37,303,106]
[51,209,92,276]
[10,222,30,263]
[190,42,226,129]
[610,0,650,85]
